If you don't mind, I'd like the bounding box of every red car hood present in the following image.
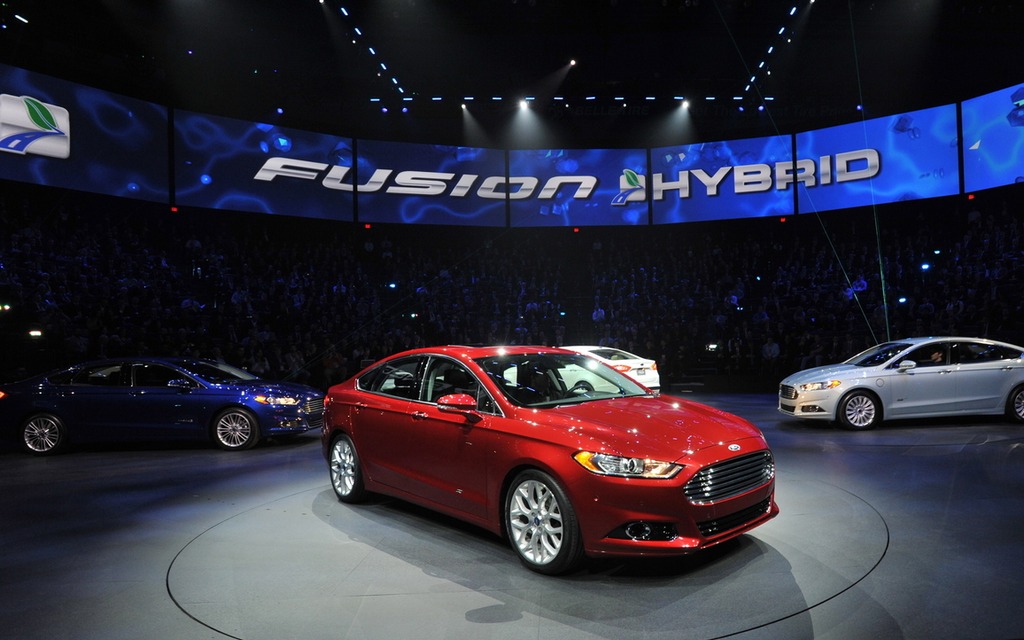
[511,396,765,462]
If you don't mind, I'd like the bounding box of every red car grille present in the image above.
[697,498,773,537]
[683,451,774,505]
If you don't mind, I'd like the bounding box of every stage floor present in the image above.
[2,392,1022,640]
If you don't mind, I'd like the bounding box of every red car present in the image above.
[322,345,778,574]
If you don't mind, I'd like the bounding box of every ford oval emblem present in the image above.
[728,444,741,452]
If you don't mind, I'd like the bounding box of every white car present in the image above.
[563,346,660,390]
[778,336,1024,430]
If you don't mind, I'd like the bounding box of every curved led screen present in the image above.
[795,104,960,214]
[962,84,1024,193]
[174,110,354,220]
[651,135,793,224]
[508,148,649,227]
[354,140,506,226]
[0,63,168,202]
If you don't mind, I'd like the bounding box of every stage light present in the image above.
[519,100,528,109]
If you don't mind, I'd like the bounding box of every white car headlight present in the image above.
[573,451,682,479]
[798,380,842,392]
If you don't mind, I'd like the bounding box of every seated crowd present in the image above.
[2,182,1022,390]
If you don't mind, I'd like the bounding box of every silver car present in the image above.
[778,337,1024,430]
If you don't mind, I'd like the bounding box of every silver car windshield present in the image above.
[474,352,649,407]
[844,342,912,367]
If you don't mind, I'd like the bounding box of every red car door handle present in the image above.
[411,411,428,420]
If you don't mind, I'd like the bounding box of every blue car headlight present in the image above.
[254,395,301,406]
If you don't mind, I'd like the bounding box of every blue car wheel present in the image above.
[213,408,259,450]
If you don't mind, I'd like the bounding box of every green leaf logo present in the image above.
[623,168,641,187]
[23,96,60,132]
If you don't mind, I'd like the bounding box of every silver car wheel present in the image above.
[23,414,65,454]
[329,434,366,502]
[214,409,258,450]
[508,478,565,566]
[1009,387,1024,422]
[841,392,878,430]
[331,437,357,496]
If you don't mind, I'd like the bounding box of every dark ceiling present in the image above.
[1,0,1019,147]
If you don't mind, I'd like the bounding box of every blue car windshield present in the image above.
[844,342,912,367]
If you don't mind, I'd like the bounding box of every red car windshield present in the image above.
[474,352,649,407]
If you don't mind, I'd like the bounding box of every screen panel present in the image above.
[174,110,354,220]
[651,135,794,224]
[508,148,649,227]
[795,104,960,214]
[355,140,506,226]
[0,63,168,202]
[962,84,1024,193]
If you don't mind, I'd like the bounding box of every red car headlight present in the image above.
[573,451,682,479]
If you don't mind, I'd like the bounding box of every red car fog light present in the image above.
[610,521,678,542]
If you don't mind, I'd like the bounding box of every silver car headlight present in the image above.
[254,395,301,406]
[798,380,842,392]
[573,451,682,479]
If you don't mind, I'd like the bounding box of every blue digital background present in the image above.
[1,63,1018,228]
[174,110,354,220]
[355,140,506,226]
[962,84,1024,193]
[508,148,649,227]
[651,135,794,224]
[0,63,168,202]
[796,104,960,214]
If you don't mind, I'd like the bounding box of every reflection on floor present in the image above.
[1,393,1022,640]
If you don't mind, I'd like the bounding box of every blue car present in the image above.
[0,357,324,454]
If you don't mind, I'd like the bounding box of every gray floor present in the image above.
[1,392,1022,640]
